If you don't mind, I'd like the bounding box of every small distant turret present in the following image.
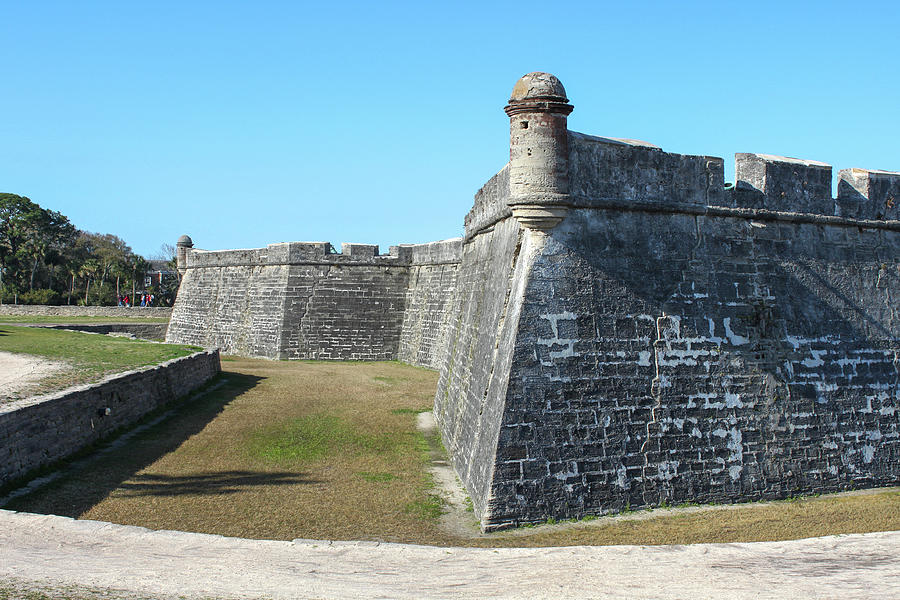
[504,72,574,230]
[176,234,193,276]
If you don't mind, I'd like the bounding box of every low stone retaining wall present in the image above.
[39,323,169,340]
[0,350,220,489]
[0,305,172,319]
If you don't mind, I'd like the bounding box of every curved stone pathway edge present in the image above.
[1,509,898,599]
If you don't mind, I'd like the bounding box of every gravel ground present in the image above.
[0,351,66,402]
[1,509,898,599]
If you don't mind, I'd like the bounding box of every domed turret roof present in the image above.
[509,72,568,103]
[177,234,193,247]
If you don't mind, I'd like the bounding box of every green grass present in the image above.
[247,413,416,464]
[404,491,444,520]
[391,407,429,415]
[0,315,169,324]
[0,325,200,398]
[357,471,397,483]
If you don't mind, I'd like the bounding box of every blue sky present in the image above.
[2,1,898,257]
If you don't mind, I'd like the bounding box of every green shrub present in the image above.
[19,288,62,305]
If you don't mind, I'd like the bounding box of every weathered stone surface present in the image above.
[838,168,900,220]
[569,132,724,207]
[1,350,220,488]
[464,165,510,240]
[457,206,900,529]
[167,240,463,367]
[734,153,832,213]
[398,239,463,369]
[0,305,171,319]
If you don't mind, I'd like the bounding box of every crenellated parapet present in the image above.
[567,132,725,208]
[838,168,900,220]
[181,240,462,270]
[464,165,510,240]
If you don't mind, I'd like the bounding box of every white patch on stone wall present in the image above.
[691,427,702,438]
[862,445,876,463]
[724,393,742,408]
[637,351,652,366]
[615,464,628,489]
[729,465,743,481]
[782,360,795,378]
[722,318,749,346]
[657,315,681,340]
[548,375,572,383]
[703,396,725,410]
[553,462,579,480]
[711,428,728,438]
[657,461,680,481]
[801,349,826,368]
[727,428,743,463]
[655,374,672,389]
[686,392,717,409]
[537,311,580,364]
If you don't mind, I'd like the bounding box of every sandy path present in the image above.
[1,509,897,599]
[0,351,65,400]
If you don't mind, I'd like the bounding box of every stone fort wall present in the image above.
[166,239,462,367]
[167,72,899,531]
[438,133,900,529]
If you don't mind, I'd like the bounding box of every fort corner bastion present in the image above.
[167,72,900,531]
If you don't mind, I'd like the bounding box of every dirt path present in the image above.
[0,351,66,402]
[1,509,897,599]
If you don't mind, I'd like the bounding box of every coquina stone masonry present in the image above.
[0,350,220,489]
[166,239,462,366]
[435,73,900,530]
[0,305,172,319]
[167,72,899,531]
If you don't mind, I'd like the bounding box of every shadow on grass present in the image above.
[4,370,304,517]
[116,470,316,497]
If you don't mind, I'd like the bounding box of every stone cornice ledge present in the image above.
[566,196,900,232]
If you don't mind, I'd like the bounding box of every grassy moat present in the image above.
[3,345,898,547]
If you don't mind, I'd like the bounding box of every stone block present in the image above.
[734,153,832,213]
[341,243,378,258]
[837,168,900,220]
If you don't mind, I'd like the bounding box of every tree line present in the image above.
[0,193,178,306]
